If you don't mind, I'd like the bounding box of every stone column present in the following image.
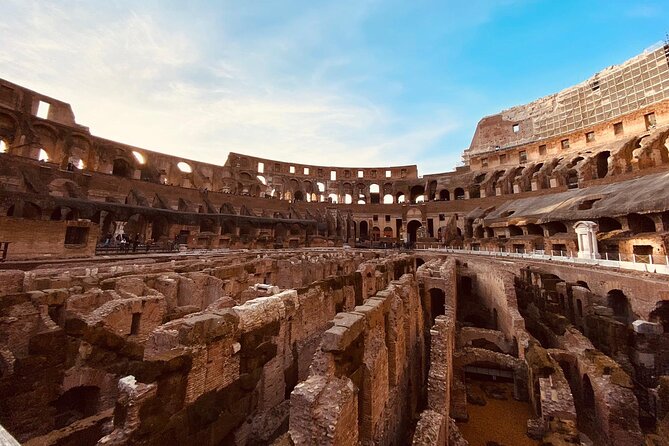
[574,221,599,259]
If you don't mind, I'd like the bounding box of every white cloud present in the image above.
[0,0,464,172]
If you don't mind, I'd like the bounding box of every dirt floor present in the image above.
[456,378,540,446]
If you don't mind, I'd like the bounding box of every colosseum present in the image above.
[1,41,669,446]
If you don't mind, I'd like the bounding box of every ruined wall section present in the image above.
[290,271,426,446]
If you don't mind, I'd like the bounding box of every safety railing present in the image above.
[417,247,669,275]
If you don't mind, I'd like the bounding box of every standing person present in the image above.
[132,234,139,252]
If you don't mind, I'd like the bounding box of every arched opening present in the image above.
[469,184,481,199]
[598,217,622,232]
[112,158,132,178]
[177,161,192,173]
[343,194,353,204]
[410,185,425,203]
[508,225,523,236]
[473,225,484,238]
[294,191,304,202]
[407,220,422,245]
[566,169,579,189]
[649,301,669,332]
[439,189,450,201]
[53,386,100,429]
[526,224,543,236]
[0,138,7,153]
[396,192,406,204]
[359,221,369,240]
[371,226,380,241]
[428,288,446,326]
[328,193,338,204]
[595,151,610,179]
[544,221,568,236]
[50,206,76,221]
[416,257,425,268]
[454,187,465,200]
[383,226,393,238]
[627,213,656,233]
[369,184,380,204]
[383,194,394,204]
[607,289,633,323]
[38,148,50,162]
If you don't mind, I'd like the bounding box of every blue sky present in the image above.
[0,1,667,174]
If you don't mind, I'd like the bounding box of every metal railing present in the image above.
[417,247,669,275]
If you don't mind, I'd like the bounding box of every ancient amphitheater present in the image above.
[1,43,669,446]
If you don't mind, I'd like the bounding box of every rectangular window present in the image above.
[561,139,570,150]
[303,167,309,175]
[519,150,527,164]
[317,168,323,177]
[539,144,547,156]
[330,171,336,181]
[289,166,295,174]
[36,100,50,119]
[373,214,378,221]
[275,163,281,172]
[371,169,377,178]
[645,112,656,130]
[64,226,89,245]
[257,162,264,173]
[385,215,390,222]
[499,154,507,163]
[385,170,391,178]
[357,170,364,178]
[344,170,351,178]
[439,213,445,221]
[613,122,624,135]
[481,157,488,168]
[400,168,407,178]
[585,131,595,143]
[512,124,520,133]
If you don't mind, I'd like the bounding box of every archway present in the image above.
[371,226,380,241]
[407,220,422,245]
[359,221,369,240]
[409,185,425,203]
[439,189,450,201]
[607,289,633,323]
[112,158,133,178]
[53,386,100,429]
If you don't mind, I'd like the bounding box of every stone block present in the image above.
[632,319,663,334]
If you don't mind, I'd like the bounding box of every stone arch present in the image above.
[50,206,77,221]
[409,185,425,203]
[627,213,656,234]
[359,220,369,240]
[52,385,101,429]
[439,189,450,201]
[598,217,622,232]
[607,289,634,323]
[454,187,465,200]
[407,220,422,244]
[112,158,133,178]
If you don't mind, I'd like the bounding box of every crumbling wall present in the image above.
[290,272,427,446]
